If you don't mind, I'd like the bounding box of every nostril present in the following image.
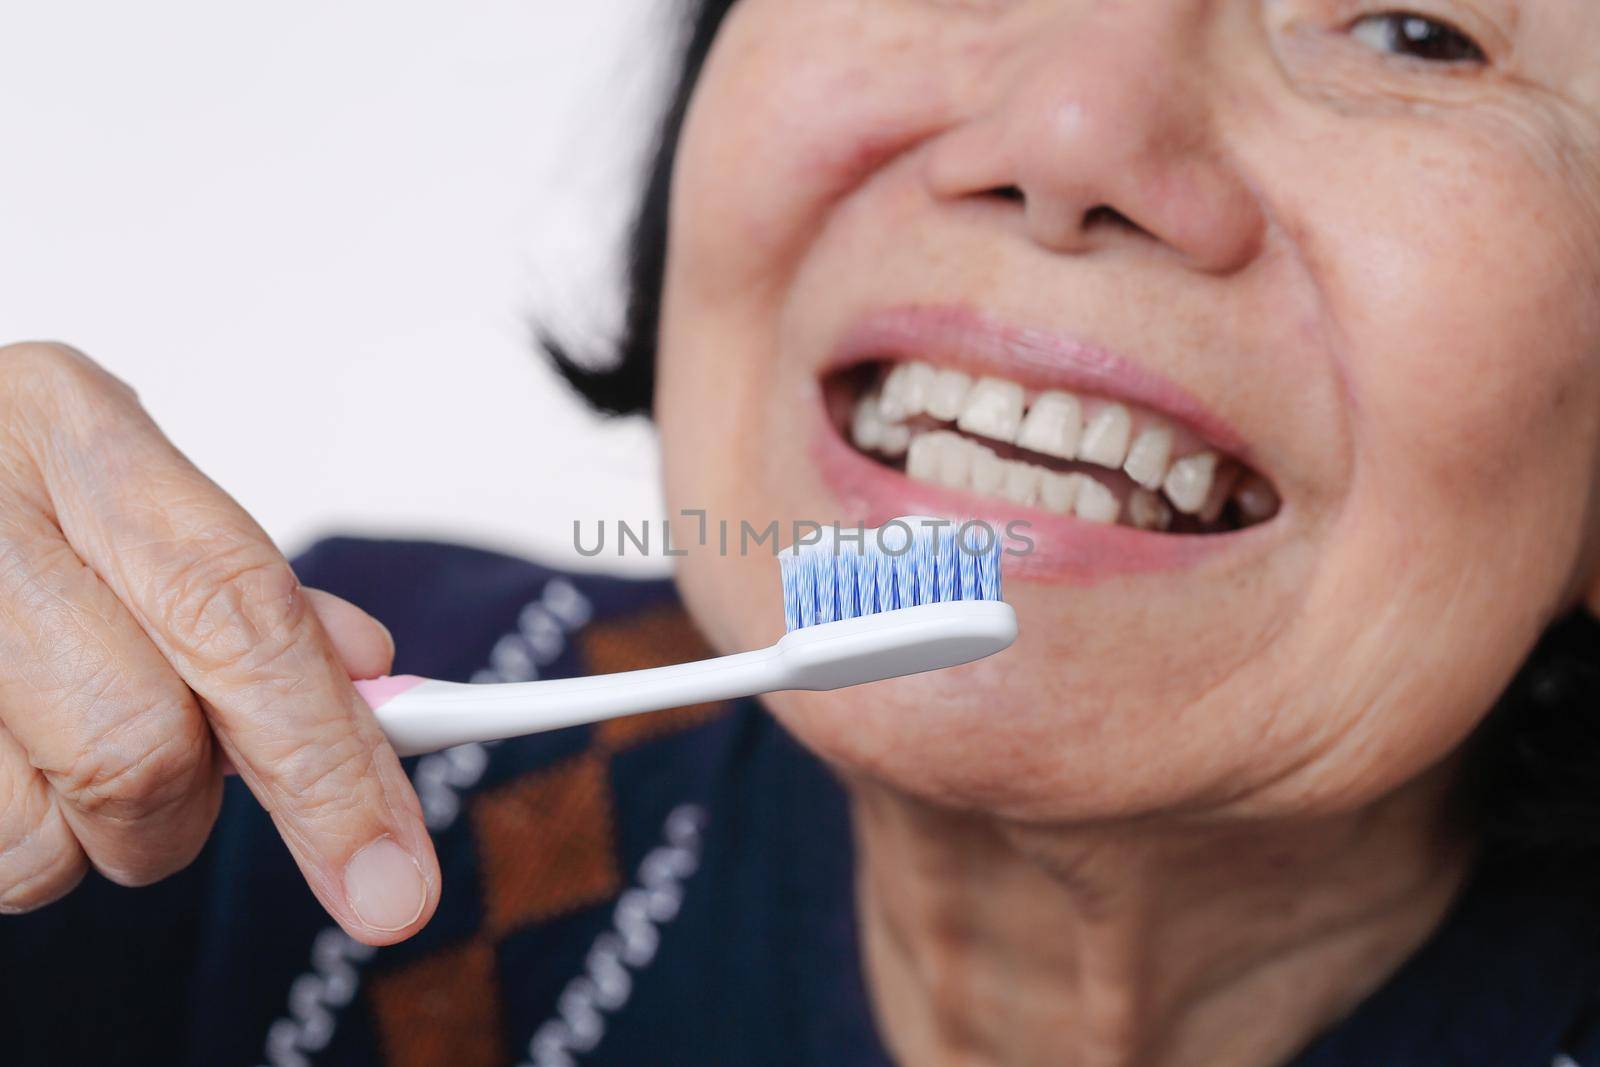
[1083,205,1149,239]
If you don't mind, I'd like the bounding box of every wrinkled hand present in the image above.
[0,342,438,944]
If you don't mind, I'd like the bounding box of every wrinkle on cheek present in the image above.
[1391,92,1600,349]
[1459,104,1600,290]
[1265,107,1600,708]
[1548,162,1600,349]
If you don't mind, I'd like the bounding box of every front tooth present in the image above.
[851,393,886,452]
[1074,478,1120,524]
[1077,404,1132,468]
[935,433,974,489]
[1128,488,1173,531]
[880,362,934,421]
[969,445,1005,495]
[906,431,941,482]
[1122,426,1173,490]
[1000,460,1042,507]
[1233,473,1279,523]
[926,369,973,421]
[1163,451,1218,514]
[1038,471,1083,514]
[956,378,1026,442]
[1015,391,1083,460]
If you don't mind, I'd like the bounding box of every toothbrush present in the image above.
[355,518,1018,757]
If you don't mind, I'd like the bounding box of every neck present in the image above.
[850,766,1473,1067]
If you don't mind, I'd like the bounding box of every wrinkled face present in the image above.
[655,0,1600,823]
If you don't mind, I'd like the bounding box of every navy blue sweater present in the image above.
[3,537,1599,1067]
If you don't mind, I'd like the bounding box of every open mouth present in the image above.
[826,359,1280,535]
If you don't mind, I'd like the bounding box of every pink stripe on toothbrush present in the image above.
[354,674,426,709]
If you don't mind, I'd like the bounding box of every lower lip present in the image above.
[809,404,1266,584]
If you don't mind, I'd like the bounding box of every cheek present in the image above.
[1253,122,1600,802]
[659,2,969,650]
[1258,105,1600,556]
[1316,134,1600,573]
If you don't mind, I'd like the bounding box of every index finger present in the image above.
[13,346,440,943]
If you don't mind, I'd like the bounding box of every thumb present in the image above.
[304,588,397,681]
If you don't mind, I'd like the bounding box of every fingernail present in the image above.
[344,837,427,932]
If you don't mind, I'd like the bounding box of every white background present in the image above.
[0,2,672,574]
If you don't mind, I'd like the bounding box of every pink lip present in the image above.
[811,305,1275,583]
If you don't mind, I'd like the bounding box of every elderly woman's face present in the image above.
[655,0,1600,822]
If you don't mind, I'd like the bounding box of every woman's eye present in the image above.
[1349,12,1486,64]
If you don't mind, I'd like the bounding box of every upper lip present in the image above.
[823,303,1256,466]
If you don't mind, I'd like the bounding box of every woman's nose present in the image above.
[926,5,1265,275]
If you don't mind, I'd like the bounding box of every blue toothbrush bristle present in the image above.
[936,531,957,604]
[957,537,977,600]
[893,545,917,610]
[781,550,800,632]
[874,545,896,612]
[816,548,838,624]
[855,550,877,616]
[798,552,818,628]
[779,521,1005,632]
[959,522,1001,602]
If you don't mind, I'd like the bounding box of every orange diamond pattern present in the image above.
[363,601,731,1066]
[366,937,505,1067]
[471,751,621,937]
[585,603,726,751]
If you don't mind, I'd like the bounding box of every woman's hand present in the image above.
[0,342,438,944]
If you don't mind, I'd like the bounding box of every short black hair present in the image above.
[545,0,1600,865]
[544,0,738,417]
[1469,609,1600,861]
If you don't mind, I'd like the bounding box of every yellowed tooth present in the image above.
[1128,488,1173,531]
[1001,460,1042,507]
[1163,451,1218,514]
[1074,477,1120,524]
[879,362,934,421]
[1123,426,1173,490]
[1038,470,1083,514]
[935,432,973,489]
[1199,464,1241,524]
[969,445,1005,495]
[878,365,910,421]
[906,431,941,482]
[926,369,973,422]
[851,392,885,452]
[1233,473,1279,524]
[1077,404,1132,468]
[878,421,911,458]
[956,378,1026,442]
[1015,391,1083,460]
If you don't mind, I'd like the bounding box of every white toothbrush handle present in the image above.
[356,647,788,757]
[356,601,1017,757]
